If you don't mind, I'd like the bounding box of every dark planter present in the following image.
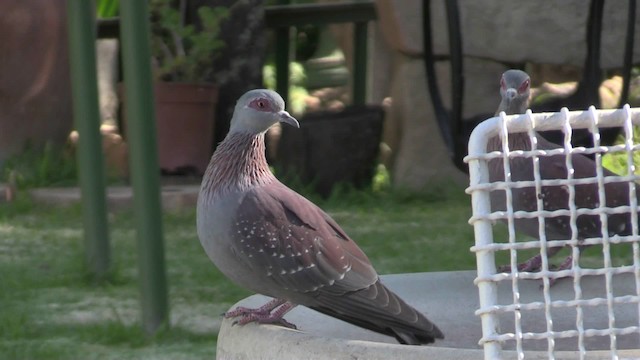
[121,82,218,175]
[277,106,384,197]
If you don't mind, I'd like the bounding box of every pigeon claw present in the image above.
[229,311,297,329]
[497,254,543,273]
[499,254,575,287]
[224,306,268,319]
[223,299,298,329]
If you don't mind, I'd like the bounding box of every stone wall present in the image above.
[375,0,640,190]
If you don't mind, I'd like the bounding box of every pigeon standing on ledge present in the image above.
[489,70,638,275]
[197,89,444,345]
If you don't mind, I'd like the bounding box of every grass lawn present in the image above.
[0,185,477,359]
[1,182,633,359]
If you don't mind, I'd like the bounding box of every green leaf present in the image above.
[149,1,230,82]
[97,0,119,18]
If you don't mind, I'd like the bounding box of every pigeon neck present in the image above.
[490,97,532,151]
[202,131,276,196]
[487,132,533,153]
[496,96,529,117]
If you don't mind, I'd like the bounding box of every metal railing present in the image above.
[97,1,378,105]
[265,1,376,105]
[465,106,640,359]
[425,0,637,173]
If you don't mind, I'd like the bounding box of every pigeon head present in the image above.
[499,70,531,115]
[229,89,299,134]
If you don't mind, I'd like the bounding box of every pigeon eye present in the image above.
[500,78,506,90]
[250,98,270,112]
[518,79,530,93]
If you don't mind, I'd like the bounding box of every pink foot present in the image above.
[224,298,297,329]
[498,254,574,287]
[498,254,543,272]
[546,255,573,287]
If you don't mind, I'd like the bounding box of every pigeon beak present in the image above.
[505,88,517,100]
[278,110,299,128]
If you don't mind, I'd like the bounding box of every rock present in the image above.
[304,96,322,112]
[529,64,583,85]
[68,124,129,180]
[383,56,507,188]
[386,58,467,190]
[529,75,622,110]
[375,0,423,57]
[97,39,119,127]
[629,77,640,107]
[100,127,129,180]
[376,0,639,68]
[370,23,394,105]
[459,59,510,120]
[599,76,622,109]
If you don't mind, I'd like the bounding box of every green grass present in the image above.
[2,142,78,189]
[2,182,634,358]
[0,185,477,359]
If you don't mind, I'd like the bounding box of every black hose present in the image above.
[619,0,637,108]
[422,0,464,167]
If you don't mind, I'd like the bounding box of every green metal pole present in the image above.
[353,21,368,105]
[119,1,169,335]
[66,0,110,280]
[275,27,290,104]
[275,0,291,103]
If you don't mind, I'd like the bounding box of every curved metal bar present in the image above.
[584,0,604,107]
[618,0,637,108]
[422,0,464,162]
[422,0,453,155]
[445,0,465,169]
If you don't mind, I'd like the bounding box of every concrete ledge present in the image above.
[29,185,200,211]
[217,271,640,359]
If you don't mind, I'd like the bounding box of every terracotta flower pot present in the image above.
[154,82,218,175]
[120,82,218,175]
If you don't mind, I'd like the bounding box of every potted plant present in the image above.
[125,0,229,175]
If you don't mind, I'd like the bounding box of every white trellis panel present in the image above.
[465,105,640,360]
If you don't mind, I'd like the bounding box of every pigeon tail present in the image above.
[310,279,444,345]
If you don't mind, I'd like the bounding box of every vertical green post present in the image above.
[275,27,291,104]
[275,0,291,103]
[353,21,368,105]
[66,0,110,280]
[119,1,169,335]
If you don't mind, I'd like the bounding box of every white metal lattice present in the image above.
[465,105,640,360]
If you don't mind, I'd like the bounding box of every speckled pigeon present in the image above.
[197,89,444,345]
[489,70,638,276]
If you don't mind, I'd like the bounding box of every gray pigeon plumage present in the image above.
[489,70,638,275]
[197,89,444,345]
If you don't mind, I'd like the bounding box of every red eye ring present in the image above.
[518,78,530,94]
[500,77,506,90]
[249,98,271,112]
